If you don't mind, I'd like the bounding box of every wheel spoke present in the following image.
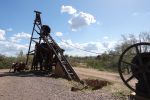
[122,60,138,68]
[139,44,142,53]
[135,46,143,66]
[126,75,134,83]
[135,45,140,54]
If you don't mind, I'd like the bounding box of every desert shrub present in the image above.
[0,55,16,69]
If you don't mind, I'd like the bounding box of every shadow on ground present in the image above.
[0,70,55,77]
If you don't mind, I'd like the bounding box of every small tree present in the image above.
[17,50,26,62]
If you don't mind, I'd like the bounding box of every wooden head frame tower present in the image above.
[26,11,80,82]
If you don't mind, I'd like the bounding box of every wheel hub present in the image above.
[131,52,150,97]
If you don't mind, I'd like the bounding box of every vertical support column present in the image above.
[26,11,42,66]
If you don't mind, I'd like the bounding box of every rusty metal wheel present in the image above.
[118,42,150,97]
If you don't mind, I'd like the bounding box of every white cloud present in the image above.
[132,12,150,17]
[61,5,77,15]
[132,12,140,16]
[0,29,31,56]
[59,39,75,51]
[14,32,31,39]
[0,41,28,56]
[6,28,13,32]
[58,39,117,56]
[0,29,27,56]
[55,32,63,37]
[61,5,96,31]
[102,41,117,50]
[10,32,31,43]
[68,12,96,31]
[103,36,109,40]
[0,29,6,40]
[4,32,30,56]
[0,31,117,57]
[83,43,99,51]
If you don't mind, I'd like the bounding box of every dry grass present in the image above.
[103,82,130,98]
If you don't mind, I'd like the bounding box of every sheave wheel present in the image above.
[118,42,150,96]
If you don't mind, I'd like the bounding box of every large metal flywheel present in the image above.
[118,42,150,98]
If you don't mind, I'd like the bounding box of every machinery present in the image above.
[9,62,27,72]
[118,42,150,99]
[26,11,80,82]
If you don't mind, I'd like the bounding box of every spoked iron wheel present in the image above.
[118,42,150,97]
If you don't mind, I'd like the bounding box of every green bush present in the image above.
[0,55,16,69]
[67,53,119,72]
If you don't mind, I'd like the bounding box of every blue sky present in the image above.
[0,0,150,56]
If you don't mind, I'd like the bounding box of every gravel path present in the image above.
[0,69,127,100]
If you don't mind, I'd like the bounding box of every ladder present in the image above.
[26,11,80,82]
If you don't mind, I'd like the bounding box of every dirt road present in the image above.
[74,67,121,82]
[0,68,128,100]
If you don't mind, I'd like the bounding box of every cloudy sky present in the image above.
[0,0,150,56]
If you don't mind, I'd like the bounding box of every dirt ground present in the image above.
[0,68,130,100]
[74,67,121,82]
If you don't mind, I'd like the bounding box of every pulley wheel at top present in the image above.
[41,25,51,36]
